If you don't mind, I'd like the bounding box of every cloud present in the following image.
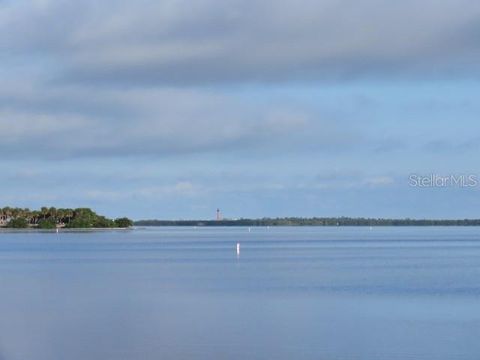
[424,137,480,153]
[0,0,475,161]
[85,181,202,201]
[0,84,331,158]
[1,0,480,86]
[308,170,396,189]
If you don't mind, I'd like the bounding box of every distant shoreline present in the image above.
[0,227,133,232]
[134,218,480,227]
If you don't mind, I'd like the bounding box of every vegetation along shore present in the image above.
[135,217,480,227]
[0,207,133,229]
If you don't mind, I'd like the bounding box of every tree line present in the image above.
[0,207,133,229]
[135,217,480,227]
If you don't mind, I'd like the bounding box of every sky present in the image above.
[1,0,480,220]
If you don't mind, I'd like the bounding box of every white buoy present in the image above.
[56,228,59,234]
[236,243,240,255]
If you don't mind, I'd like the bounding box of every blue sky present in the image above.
[1,0,480,219]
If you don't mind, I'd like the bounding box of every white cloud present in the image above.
[85,181,203,201]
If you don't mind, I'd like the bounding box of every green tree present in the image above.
[66,216,93,228]
[7,217,29,228]
[93,216,114,228]
[38,218,57,229]
[0,206,131,229]
[40,207,49,219]
[114,217,133,228]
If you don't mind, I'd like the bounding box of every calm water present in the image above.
[0,226,479,359]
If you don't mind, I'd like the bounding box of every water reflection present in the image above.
[0,227,479,359]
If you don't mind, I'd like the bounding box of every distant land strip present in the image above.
[134,218,480,227]
[0,207,133,229]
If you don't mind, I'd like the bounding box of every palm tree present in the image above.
[49,207,57,221]
[56,209,66,225]
[65,209,74,224]
[40,207,48,220]
[3,207,12,220]
[11,208,19,219]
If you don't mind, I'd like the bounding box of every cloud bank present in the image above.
[3,0,480,86]
[1,0,479,160]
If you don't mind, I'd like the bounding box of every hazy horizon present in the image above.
[1,0,480,219]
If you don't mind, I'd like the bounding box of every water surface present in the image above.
[0,226,479,359]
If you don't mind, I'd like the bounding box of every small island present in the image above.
[0,207,133,229]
